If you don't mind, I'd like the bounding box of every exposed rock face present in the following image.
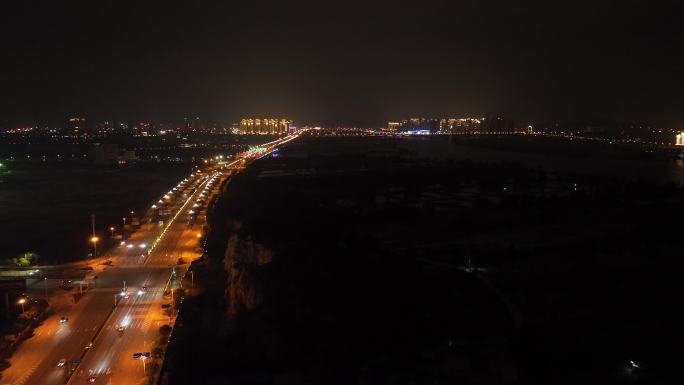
[224,234,272,316]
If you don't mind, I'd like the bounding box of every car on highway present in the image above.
[88,376,96,383]
[60,316,68,323]
[57,358,66,367]
[85,342,93,350]
[132,352,142,359]
[117,325,125,332]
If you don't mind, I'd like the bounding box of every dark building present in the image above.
[481,116,515,133]
[65,117,87,137]
[90,143,119,165]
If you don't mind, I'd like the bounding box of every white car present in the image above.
[57,358,66,367]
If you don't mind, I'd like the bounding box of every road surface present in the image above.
[0,133,299,385]
[1,168,224,385]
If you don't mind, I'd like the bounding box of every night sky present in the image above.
[2,1,683,127]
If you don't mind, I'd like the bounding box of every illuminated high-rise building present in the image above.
[278,119,291,134]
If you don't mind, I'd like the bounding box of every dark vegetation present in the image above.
[164,137,684,384]
[0,162,189,263]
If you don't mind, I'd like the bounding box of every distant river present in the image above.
[396,136,684,186]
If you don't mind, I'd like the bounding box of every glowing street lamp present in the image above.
[90,236,99,258]
[17,298,26,313]
[109,226,115,237]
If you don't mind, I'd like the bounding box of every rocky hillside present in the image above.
[223,233,272,316]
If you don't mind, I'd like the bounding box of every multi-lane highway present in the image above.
[0,134,298,385]
[1,167,224,385]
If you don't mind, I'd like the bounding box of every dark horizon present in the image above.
[2,1,683,128]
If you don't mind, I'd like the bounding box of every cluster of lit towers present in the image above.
[387,117,515,134]
[239,119,291,135]
[676,132,684,146]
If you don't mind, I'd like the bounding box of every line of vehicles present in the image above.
[53,282,153,384]
[50,163,246,383]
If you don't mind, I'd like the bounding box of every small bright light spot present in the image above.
[139,244,146,249]
[120,241,126,246]
[127,244,133,249]
[121,315,131,327]
[137,290,144,296]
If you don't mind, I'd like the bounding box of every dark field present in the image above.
[0,162,190,263]
[162,136,684,385]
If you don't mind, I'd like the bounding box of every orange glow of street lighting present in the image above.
[91,236,99,243]
[17,298,26,305]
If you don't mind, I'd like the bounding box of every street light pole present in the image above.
[18,298,25,313]
[141,356,147,375]
[44,277,48,299]
[90,236,99,259]
[90,214,98,258]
